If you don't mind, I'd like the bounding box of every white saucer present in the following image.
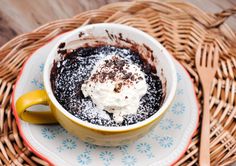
[12,33,199,166]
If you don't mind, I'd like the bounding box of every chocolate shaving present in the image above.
[78,32,85,38]
[90,55,140,85]
[58,42,65,49]
[114,82,122,93]
[57,49,67,54]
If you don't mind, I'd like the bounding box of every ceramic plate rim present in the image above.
[11,31,199,166]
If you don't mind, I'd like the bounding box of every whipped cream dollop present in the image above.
[81,55,148,122]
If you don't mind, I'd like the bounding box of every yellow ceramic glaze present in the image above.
[16,89,169,146]
[16,90,57,124]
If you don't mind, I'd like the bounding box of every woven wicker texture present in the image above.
[0,1,236,165]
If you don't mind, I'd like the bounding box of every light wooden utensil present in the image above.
[195,43,219,166]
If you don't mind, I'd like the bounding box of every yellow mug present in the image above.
[16,23,177,146]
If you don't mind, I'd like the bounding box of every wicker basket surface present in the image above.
[0,1,235,165]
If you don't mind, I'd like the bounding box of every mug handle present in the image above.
[16,90,57,124]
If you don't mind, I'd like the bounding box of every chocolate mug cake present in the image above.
[50,39,164,127]
[16,23,177,146]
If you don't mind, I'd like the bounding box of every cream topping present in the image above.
[81,55,148,122]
